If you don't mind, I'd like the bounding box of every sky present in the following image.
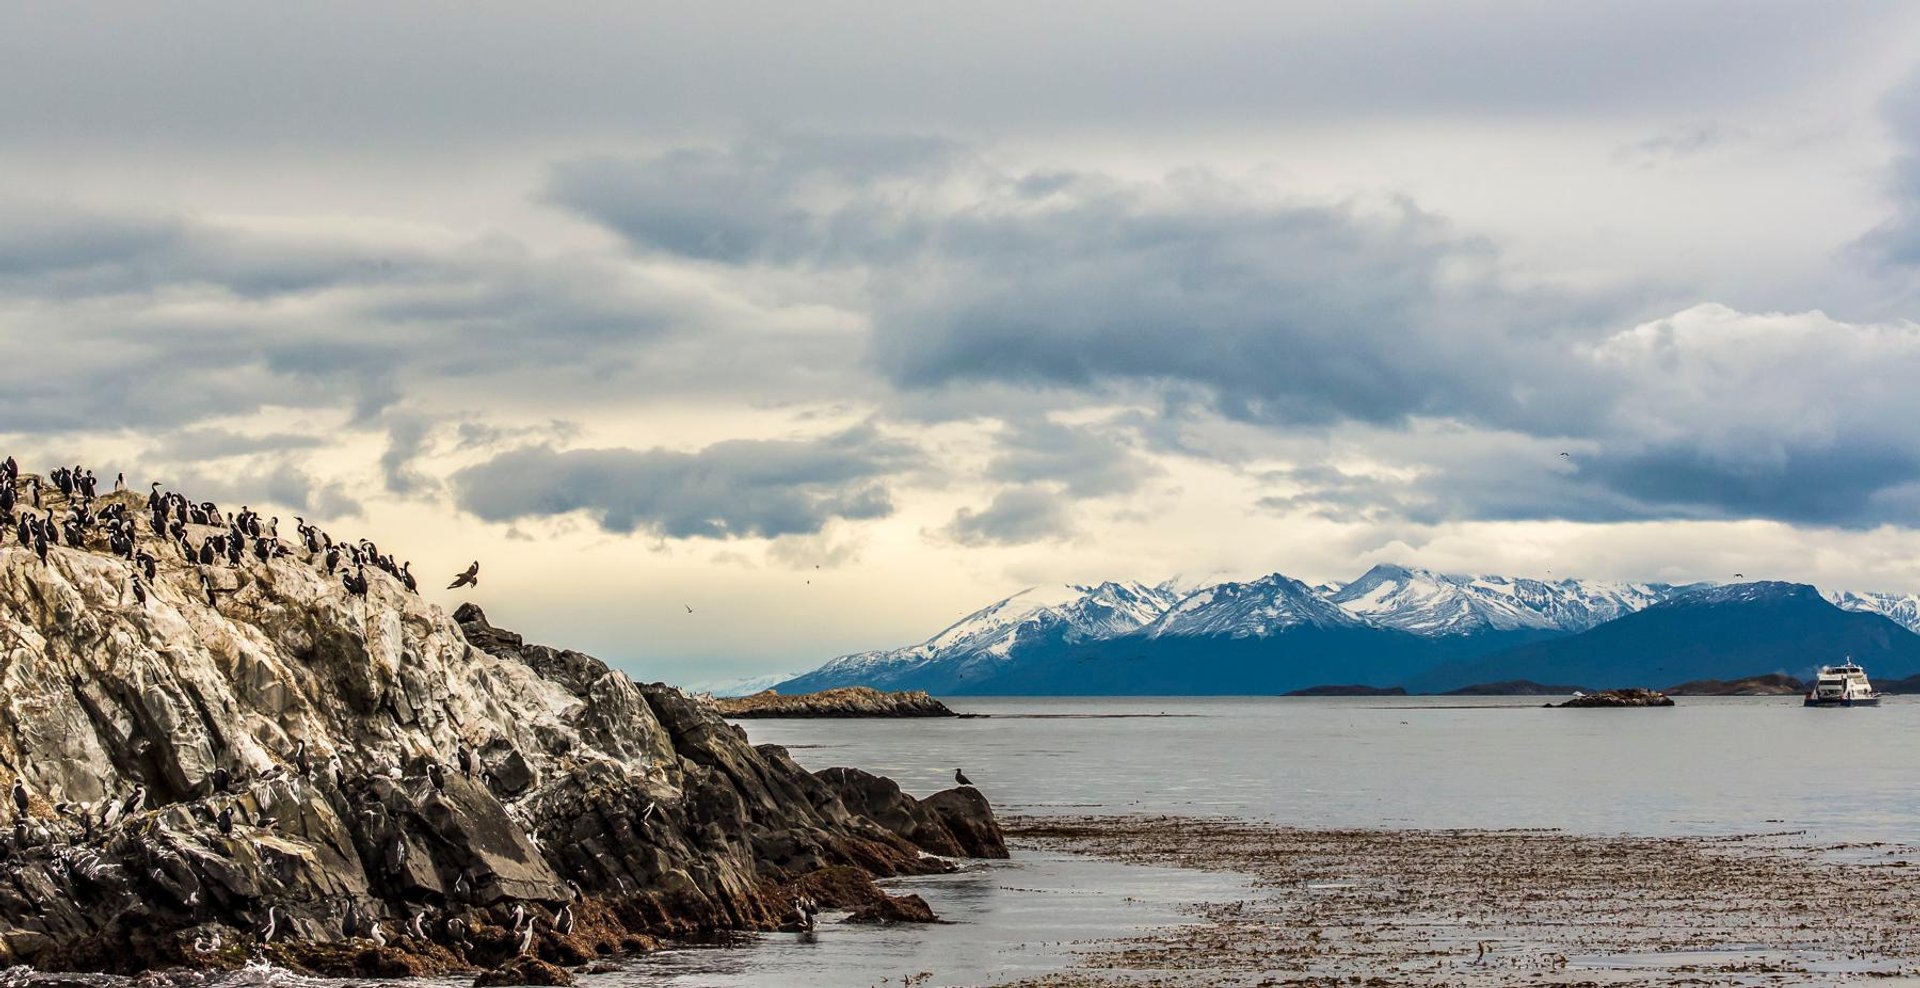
[9,2,1920,685]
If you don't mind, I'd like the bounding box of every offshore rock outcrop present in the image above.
[0,474,1003,979]
[1553,688,1676,707]
[711,687,959,718]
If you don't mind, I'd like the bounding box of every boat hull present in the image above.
[1803,696,1881,707]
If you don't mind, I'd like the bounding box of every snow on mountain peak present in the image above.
[1147,572,1367,638]
[1328,563,1674,636]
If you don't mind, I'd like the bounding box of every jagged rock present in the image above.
[0,468,1008,974]
[475,956,575,986]
[1553,688,1676,707]
[812,767,1008,859]
[845,892,937,924]
[713,687,959,718]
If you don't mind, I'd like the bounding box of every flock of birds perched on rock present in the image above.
[0,456,481,613]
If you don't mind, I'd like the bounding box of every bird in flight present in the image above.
[684,604,694,614]
[1558,452,1571,458]
[1734,573,1745,578]
[447,561,479,590]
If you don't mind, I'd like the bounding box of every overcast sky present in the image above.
[9,2,1920,685]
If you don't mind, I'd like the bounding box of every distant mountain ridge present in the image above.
[773,567,1920,696]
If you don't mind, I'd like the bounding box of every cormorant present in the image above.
[555,903,575,936]
[10,780,26,818]
[427,762,446,791]
[261,905,279,943]
[456,744,474,779]
[216,805,233,836]
[447,561,479,590]
[212,767,232,795]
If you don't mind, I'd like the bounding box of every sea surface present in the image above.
[36,695,1919,988]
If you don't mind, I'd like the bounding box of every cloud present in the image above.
[943,487,1075,546]
[449,426,915,538]
[553,136,1644,434]
[986,418,1156,497]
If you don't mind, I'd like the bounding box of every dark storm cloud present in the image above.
[556,136,1920,531]
[942,487,1075,547]
[449,427,914,538]
[552,137,1633,430]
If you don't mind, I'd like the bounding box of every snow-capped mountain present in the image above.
[1826,590,1920,635]
[778,580,1178,692]
[776,565,1920,696]
[1327,564,1678,636]
[1145,573,1367,638]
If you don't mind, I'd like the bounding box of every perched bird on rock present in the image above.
[954,768,974,787]
[10,780,27,819]
[447,561,479,590]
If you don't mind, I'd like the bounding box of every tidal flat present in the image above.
[1000,815,1920,987]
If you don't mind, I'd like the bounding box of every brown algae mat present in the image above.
[997,814,1920,987]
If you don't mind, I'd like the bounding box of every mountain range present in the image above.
[769,565,1920,696]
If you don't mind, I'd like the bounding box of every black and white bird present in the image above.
[555,903,575,936]
[10,780,27,819]
[261,905,279,943]
[447,561,479,590]
[216,805,233,836]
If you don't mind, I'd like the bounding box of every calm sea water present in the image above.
[746,694,1920,841]
[34,695,1918,988]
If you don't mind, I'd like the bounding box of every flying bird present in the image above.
[447,561,479,590]
[1734,573,1745,578]
[684,604,693,614]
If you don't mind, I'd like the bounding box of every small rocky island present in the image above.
[713,687,960,718]
[1553,688,1676,707]
[0,465,1005,982]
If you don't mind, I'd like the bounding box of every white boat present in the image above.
[1803,660,1881,707]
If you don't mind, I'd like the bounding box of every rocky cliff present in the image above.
[0,474,1004,980]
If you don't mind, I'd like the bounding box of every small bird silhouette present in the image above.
[447,561,479,590]
[1558,452,1571,457]
[1734,573,1745,578]
[954,768,974,787]
[684,604,693,614]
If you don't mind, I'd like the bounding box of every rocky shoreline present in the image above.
[0,471,1005,983]
[712,687,961,718]
[999,815,1920,986]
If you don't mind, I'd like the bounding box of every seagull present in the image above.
[1734,573,1745,578]
[1558,452,1571,458]
[954,768,974,787]
[447,561,479,590]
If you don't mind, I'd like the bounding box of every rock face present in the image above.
[1554,688,1676,707]
[713,688,959,718]
[0,477,1004,977]
[1664,674,1806,696]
